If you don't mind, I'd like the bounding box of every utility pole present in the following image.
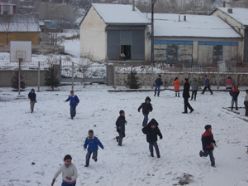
[72,62,75,91]
[151,0,156,65]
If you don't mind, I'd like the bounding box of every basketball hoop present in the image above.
[10,41,32,96]
[10,41,32,63]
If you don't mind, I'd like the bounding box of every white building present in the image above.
[149,13,242,67]
[80,3,247,70]
[80,3,150,63]
[213,7,248,63]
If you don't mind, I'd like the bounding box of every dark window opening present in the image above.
[213,45,223,63]
[120,45,131,60]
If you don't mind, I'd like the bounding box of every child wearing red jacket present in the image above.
[199,125,216,167]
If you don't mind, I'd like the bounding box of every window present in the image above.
[213,45,223,63]
[120,45,131,60]
[2,5,10,15]
[166,45,178,64]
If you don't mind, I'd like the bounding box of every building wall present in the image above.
[80,7,107,61]
[213,10,246,62]
[0,32,40,46]
[154,37,240,66]
[244,28,248,62]
[154,39,193,65]
[0,70,47,87]
[106,27,146,61]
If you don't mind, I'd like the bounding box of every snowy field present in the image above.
[0,86,248,186]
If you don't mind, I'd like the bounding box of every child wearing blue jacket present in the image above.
[84,130,104,167]
[65,90,80,119]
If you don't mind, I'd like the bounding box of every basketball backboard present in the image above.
[10,41,32,63]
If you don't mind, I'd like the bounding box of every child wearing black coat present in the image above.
[138,97,153,127]
[142,119,163,158]
[116,110,127,146]
[28,89,37,113]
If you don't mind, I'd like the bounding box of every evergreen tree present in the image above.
[126,70,140,89]
[11,71,25,90]
[45,65,60,91]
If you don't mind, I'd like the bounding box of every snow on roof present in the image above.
[218,7,248,26]
[148,13,240,38]
[0,2,15,6]
[0,15,40,32]
[92,3,150,25]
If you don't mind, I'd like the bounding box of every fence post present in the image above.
[217,72,220,90]
[18,58,22,96]
[37,61,40,92]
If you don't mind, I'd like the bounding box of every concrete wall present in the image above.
[80,7,107,61]
[154,37,241,65]
[114,72,248,87]
[0,70,47,87]
[0,32,40,46]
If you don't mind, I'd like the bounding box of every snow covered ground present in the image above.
[0,86,248,186]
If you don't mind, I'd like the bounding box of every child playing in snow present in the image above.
[51,154,78,186]
[138,96,153,127]
[244,90,248,117]
[154,74,163,97]
[116,110,127,146]
[84,130,104,167]
[142,119,163,158]
[28,89,37,113]
[201,75,213,95]
[229,85,240,110]
[199,125,216,167]
[65,90,80,119]
[173,77,180,97]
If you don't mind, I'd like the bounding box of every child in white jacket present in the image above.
[51,154,78,186]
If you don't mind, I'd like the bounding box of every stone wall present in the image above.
[0,70,47,87]
[114,72,248,87]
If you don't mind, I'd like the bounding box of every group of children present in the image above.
[24,83,247,186]
[51,129,104,186]
[153,74,248,115]
[51,96,217,185]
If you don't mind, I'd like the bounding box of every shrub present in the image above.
[126,70,140,89]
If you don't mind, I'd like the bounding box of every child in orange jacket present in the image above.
[173,77,180,97]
